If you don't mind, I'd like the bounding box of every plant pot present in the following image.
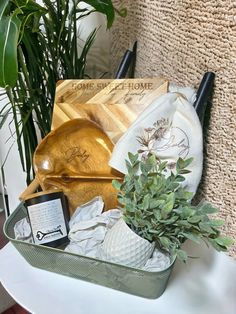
[100,218,155,268]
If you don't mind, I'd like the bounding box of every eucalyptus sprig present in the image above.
[112,153,234,262]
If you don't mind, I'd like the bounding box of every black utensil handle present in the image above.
[115,50,134,79]
[194,72,215,124]
[128,41,137,79]
[115,42,137,79]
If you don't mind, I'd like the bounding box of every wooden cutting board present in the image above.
[52,78,168,143]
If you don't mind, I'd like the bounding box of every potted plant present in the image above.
[101,152,233,267]
[0,0,125,183]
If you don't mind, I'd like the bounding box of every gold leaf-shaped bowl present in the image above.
[33,119,123,216]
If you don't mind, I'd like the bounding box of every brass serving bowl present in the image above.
[33,119,123,216]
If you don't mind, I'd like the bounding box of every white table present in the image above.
[0,241,236,314]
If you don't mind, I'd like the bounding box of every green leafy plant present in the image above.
[0,0,125,183]
[112,153,234,262]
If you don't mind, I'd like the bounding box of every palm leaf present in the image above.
[0,0,9,20]
[0,14,21,87]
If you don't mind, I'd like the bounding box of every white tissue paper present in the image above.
[109,90,203,195]
[66,196,121,258]
[14,217,33,243]
[142,250,171,272]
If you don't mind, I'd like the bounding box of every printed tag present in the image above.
[27,199,67,245]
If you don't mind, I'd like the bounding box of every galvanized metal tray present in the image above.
[4,202,175,299]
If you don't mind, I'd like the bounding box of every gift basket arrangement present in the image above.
[4,72,233,299]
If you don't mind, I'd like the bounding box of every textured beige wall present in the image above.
[111,0,236,257]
